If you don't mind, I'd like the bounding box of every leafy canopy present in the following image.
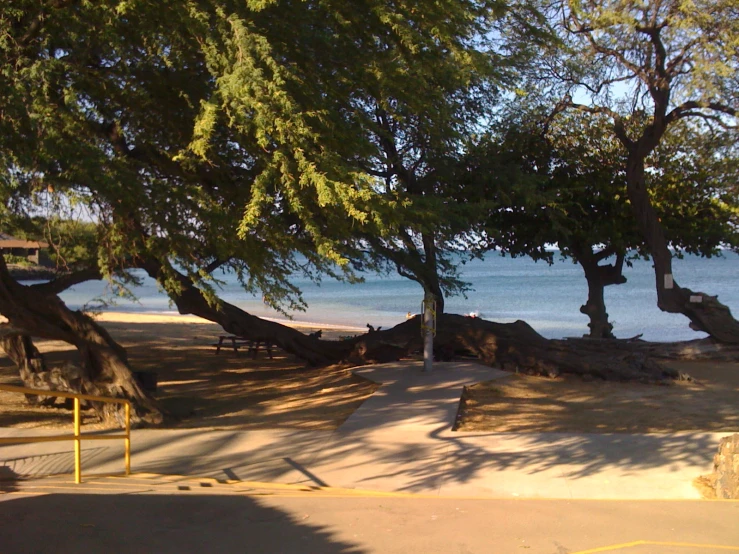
[0,1,512,310]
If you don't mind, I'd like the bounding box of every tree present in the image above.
[5,0,728,407]
[0,1,522,417]
[479,107,739,339]
[543,0,739,341]
[476,108,638,338]
[310,1,522,314]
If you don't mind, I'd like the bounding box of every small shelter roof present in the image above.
[0,233,48,249]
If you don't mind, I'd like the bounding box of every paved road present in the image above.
[1,491,737,553]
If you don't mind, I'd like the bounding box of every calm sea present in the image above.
[49,251,739,342]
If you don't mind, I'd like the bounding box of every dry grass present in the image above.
[457,361,739,433]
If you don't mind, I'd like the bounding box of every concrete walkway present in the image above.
[0,361,730,499]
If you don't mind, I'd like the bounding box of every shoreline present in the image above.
[3,309,714,344]
[91,310,368,334]
[12,252,738,342]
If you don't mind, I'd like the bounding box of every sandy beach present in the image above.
[1,311,738,436]
[0,311,376,431]
[92,311,368,337]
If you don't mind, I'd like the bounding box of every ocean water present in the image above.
[50,251,739,342]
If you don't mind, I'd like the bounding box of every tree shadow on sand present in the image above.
[43,425,723,495]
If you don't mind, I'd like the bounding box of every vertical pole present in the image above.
[422,294,436,372]
[124,402,131,476]
[73,397,81,484]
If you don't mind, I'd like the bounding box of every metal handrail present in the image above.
[0,383,131,483]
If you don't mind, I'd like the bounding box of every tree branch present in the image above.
[204,258,229,274]
[567,11,646,81]
[666,101,737,126]
[567,101,633,148]
[30,266,103,295]
[593,245,617,263]
[17,1,77,48]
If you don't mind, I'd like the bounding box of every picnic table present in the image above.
[213,335,274,359]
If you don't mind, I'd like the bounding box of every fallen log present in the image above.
[349,314,691,383]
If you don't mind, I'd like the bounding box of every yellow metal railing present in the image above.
[0,383,130,483]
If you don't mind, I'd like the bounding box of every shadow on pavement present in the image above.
[0,493,366,554]
[390,426,720,491]
[0,447,109,480]
[75,426,720,495]
[0,465,19,493]
[1,359,726,496]
[291,426,720,492]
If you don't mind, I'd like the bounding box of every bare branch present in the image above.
[204,258,230,274]
[567,11,646,82]
[567,101,634,148]
[665,37,703,76]
[30,266,102,295]
[666,101,737,126]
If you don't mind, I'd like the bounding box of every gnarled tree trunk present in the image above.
[141,259,356,367]
[575,247,627,339]
[0,256,163,425]
[142,258,699,383]
[625,152,739,343]
[580,275,613,339]
[0,333,60,406]
[347,314,689,383]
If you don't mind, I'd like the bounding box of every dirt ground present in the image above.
[457,361,739,433]
[0,313,737,434]
[0,314,375,431]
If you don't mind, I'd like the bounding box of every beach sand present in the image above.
[458,361,739,433]
[0,312,737,434]
[0,312,376,431]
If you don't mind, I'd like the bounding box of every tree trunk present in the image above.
[351,314,686,382]
[421,232,445,314]
[424,282,444,315]
[0,333,59,406]
[141,260,355,367]
[625,154,739,343]
[142,259,696,382]
[570,336,739,362]
[574,247,627,339]
[580,273,613,339]
[0,256,163,425]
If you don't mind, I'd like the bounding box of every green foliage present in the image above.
[44,218,99,270]
[3,214,99,269]
[562,0,738,121]
[324,1,549,305]
[3,254,32,266]
[0,0,523,311]
[466,108,634,263]
[522,0,739,266]
[476,105,739,267]
[649,122,739,256]
[519,0,738,158]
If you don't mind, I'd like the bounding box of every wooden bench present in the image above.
[213,335,274,359]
